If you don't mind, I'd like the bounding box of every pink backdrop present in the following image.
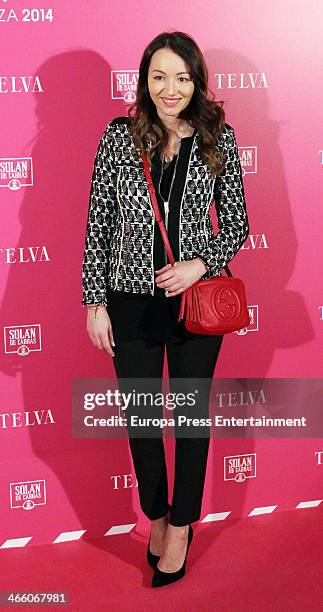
[0,1,322,548]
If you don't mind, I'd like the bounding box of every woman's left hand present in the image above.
[155,259,207,297]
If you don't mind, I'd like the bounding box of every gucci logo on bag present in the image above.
[212,287,242,322]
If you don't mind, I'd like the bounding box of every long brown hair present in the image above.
[127,30,226,178]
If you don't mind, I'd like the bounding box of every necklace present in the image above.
[158,139,182,267]
[162,135,182,166]
[162,120,192,164]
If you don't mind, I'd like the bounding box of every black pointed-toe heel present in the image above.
[147,535,161,570]
[152,524,193,587]
[147,504,171,570]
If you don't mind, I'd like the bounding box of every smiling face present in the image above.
[147,48,195,123]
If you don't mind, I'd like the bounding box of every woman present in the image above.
[82,31,249,587]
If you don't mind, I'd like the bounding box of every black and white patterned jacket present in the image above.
[81,116,249,306]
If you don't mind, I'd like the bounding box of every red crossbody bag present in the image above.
[141,150,250,335]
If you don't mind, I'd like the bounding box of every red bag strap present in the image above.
[141,149,232,277]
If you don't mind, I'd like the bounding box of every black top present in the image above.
[106,131,212,344]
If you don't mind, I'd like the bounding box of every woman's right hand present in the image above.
[86,306,115,356]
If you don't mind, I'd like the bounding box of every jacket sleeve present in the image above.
[81,122,118,307]
[198,125,249,275]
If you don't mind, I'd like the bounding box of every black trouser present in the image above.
[112,334,224,526]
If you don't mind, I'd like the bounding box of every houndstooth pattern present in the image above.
[81,117,249,306]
